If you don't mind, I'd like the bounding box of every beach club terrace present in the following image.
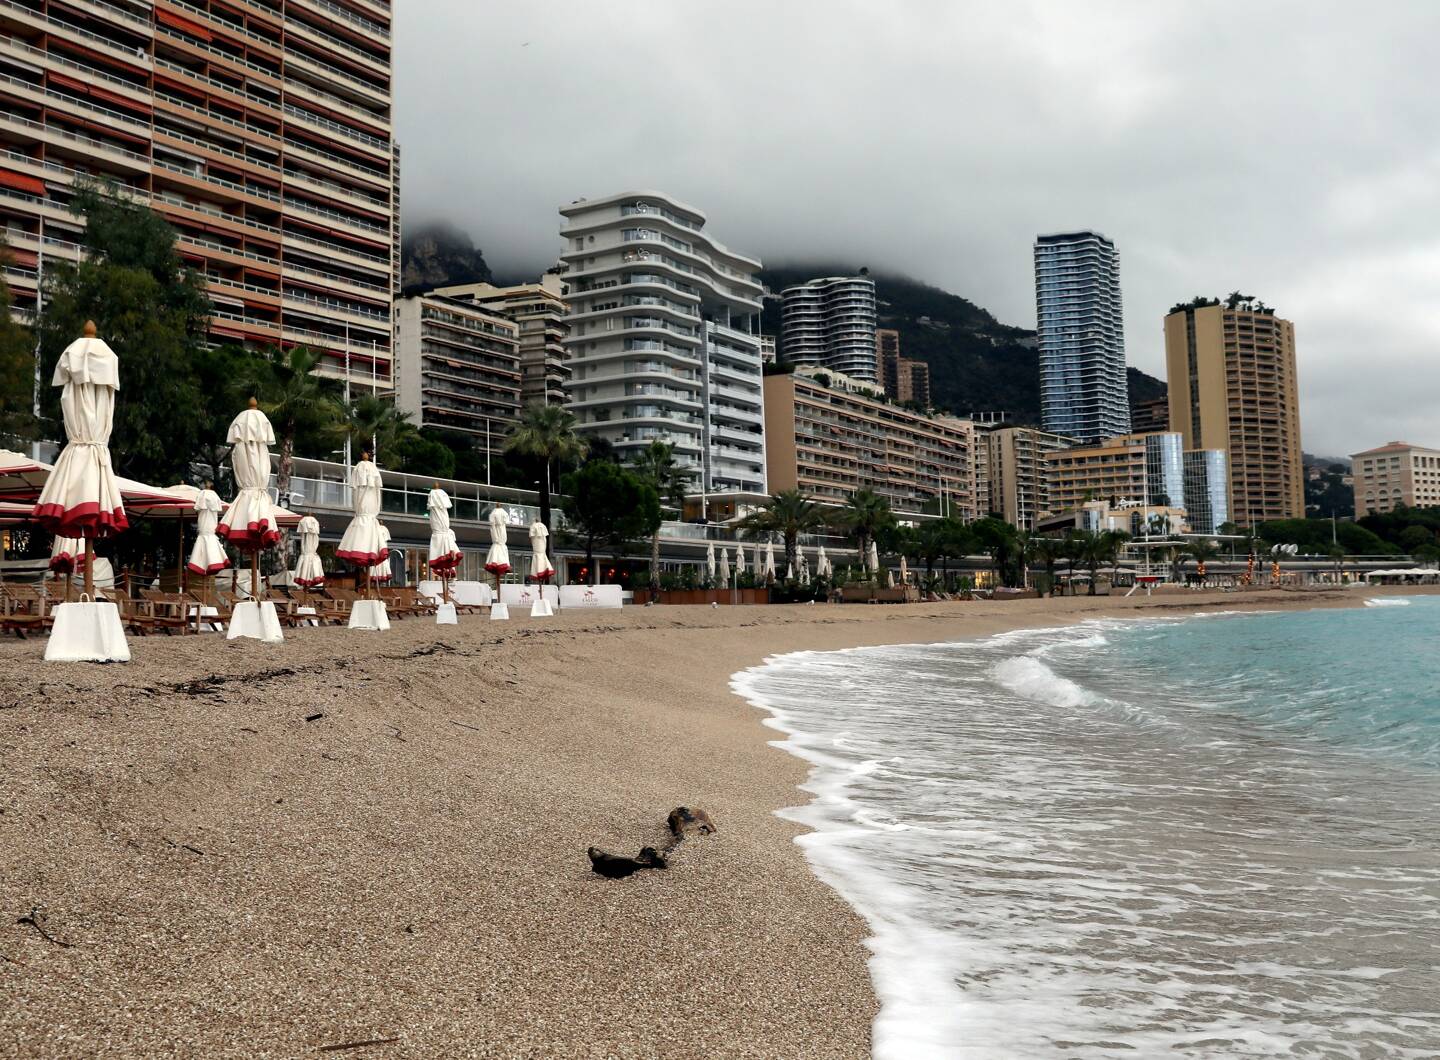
[274,456,866,587]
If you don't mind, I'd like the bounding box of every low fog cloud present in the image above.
[395,0,1440,456]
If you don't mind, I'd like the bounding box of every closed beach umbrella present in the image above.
[816,544,830,578]
[886,568,896,588]
[529,520,554,580]
[217,399,280,553]
[485,505,511,576]
[369,523,392,584]
[293,514,324,587]
[31,322,127,574]
[764,540,776,580]
[717,547,731,585]
[187,485,230,577]
[336,453,386,572]
[426,486,461,574]
[868,540,879,573]
[706,541,716,582]
[900,555,909,585]
[735,543,747,576]
[786,561,795,582]
[49,535,81,575]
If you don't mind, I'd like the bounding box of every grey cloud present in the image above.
[394,0,1440,456]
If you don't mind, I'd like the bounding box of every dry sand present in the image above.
[0,587,1409,1058]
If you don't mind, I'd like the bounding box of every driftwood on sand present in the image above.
[587,806,717,880]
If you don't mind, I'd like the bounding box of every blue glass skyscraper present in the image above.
[1034,231,1132,443]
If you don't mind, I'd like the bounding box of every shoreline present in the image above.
[1,586,1429,1057]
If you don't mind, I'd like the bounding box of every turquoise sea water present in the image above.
[734,597,1440,1058]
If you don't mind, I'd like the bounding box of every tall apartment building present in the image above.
[1033,231,1131,442]
[780,274,878,382]
[980,425,1074,531]
[434,275,570,407]
[393,293,520,453]
[1164,299,1303,525]
[876,327,932,407]
[0,0,398,391]
[1351,442,1440,518]
[559,191,766,494]
[1047,432,1185,515]
[763,367,974,519]
[1130,394,1170,434]
[1183,448,1230,534]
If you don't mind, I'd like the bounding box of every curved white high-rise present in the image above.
[559,191,766,494]
[1034,232,1131,443]
[780,276,878,382]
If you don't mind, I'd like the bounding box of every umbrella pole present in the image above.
[250,548,259,600]
[83,537,94,599]
[65,570,72,603]
[177,520,185,592]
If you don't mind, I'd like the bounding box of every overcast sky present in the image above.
[395,1,1439,458]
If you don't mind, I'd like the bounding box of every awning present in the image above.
[157,8,215,41]
[0,167,46,196]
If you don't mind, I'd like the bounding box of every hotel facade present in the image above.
[978,424,1074,531]
[763,367,975,520]
[0,0,398,391]
[876,327,932,407]
[1033,231,1131,443]
[779,274,879,383]
[558,191,767,495]
[1163,300,1303,525]
[1351,441,1440,518]
[393,292,520,452]
[1047,432,1185,515]
[434,276,570,407]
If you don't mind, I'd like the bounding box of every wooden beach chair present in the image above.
[139,589,194,635]
[0,583,50,638]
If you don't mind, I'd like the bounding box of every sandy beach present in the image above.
[0,587,1412,1058]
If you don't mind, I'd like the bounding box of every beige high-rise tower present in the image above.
[1163,298,1303,526]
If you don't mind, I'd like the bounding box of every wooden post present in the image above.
[83,537,94,599]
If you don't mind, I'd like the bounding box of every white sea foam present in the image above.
[990,654,1099,708]
[732,609,1440,1058]
[1365,597,1412,607]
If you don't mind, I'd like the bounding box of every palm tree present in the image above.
[1073,529,1130,595]
[331,393,412,461]
[629,439,693,590]
[839,489,895,580]
[971,516,1020,588]
[240,345,335,512]
[1183,538,1221,583]
[738,489,827,579]
[504,403,588,529]
[1027,535,1068,596]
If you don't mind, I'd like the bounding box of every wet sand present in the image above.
[0,587,1410,1057]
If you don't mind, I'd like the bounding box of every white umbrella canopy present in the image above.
[786,561,795,582]
[0,449,54,499]
[529,520,555,580]
[868,540,879,573]
[816,544,830,577]
[293,514,324,587]
[764,541,776,580]
[187,485,230,576]
[217,402,280,551]
[706,541,716,582]
[717,547,731,585]
[368,523,393,584]
[426,487,462,573]
[900,555,909,584]
[336,455,387,566]
[31,325,126,538]
[735,543,747,575]
[49,535,82,574]
[485,504,511,575]
[886,568,896,588]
